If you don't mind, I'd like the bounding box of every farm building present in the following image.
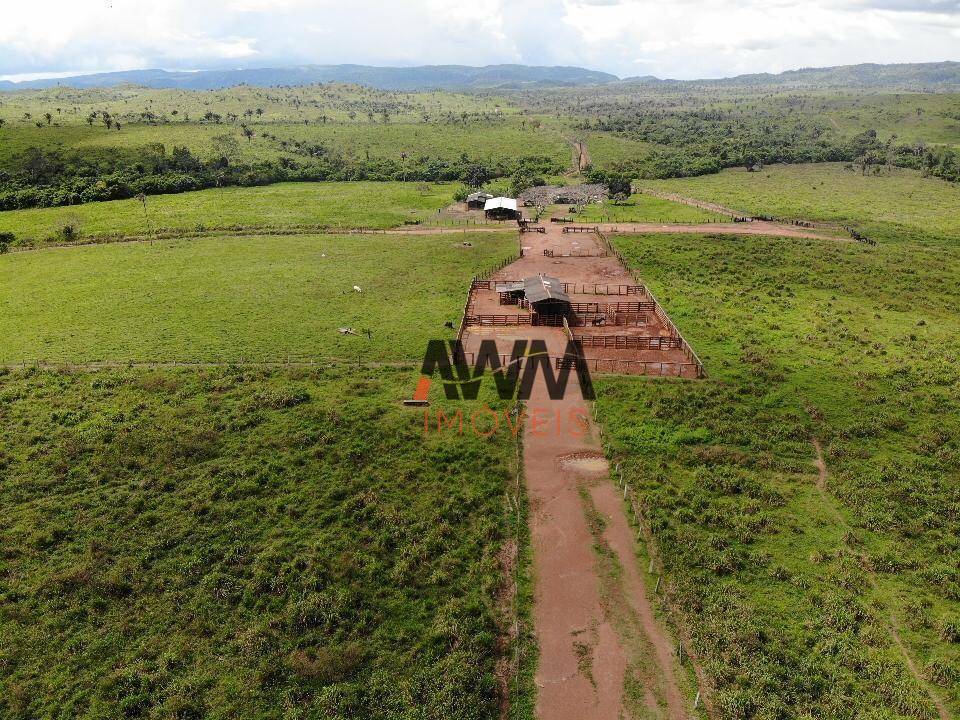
[523,275,571,315]
[494,275,571,315]
[484,197,519,220]
[465,191,494,210]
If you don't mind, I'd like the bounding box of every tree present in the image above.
[462,164,492,189]
[44,112,52,125]
[0,232,13,254]
[0,119,5,130]
[606,175,632,202]
[510,167,544,198]
[212,134,241,165]
[241,124,255,142]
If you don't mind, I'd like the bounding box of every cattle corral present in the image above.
[459,223,705,379]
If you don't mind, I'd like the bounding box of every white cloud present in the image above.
[0,0,958,80]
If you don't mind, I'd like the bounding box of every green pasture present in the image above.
[570,193,728,224]
[0,231,516,363]
[0,182,466,244]
[0,364,524,719]
[599,230,960,717]
[642,163,960,242]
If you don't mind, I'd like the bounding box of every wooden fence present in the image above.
[475,281,648,297]
[573,335,683,350]
[596,228,706,378]
[541,312,652,327]
[555,356,701,377]
[464,314,533,327]
[562,283,647,296]
[569,301,656,314]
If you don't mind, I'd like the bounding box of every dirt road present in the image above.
[462,224,692,719]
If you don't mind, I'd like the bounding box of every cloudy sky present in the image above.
[1,0,959,81]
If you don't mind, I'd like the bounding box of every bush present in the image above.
[55,217,82,243]
[938,616,960,643]
[0,231,13,253]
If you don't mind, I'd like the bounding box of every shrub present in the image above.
[55,217,82,243]
[938,616,960,643]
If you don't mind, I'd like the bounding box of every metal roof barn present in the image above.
[466,191,494,209]
[484,197,518,212]
[494,280,525,293]
[523,275,570,304]
[484,196,520,220]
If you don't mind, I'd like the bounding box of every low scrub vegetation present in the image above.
[0,365,522,718]
[598,231,960,717]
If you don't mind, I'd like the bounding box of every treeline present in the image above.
[0,143,562,211]
[581,111,960,182]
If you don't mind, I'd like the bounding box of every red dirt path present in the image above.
[462,225,692,719]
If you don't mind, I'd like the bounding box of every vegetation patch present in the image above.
[596,231,960,717]
[0,364,525,718]
[0,231,516,363]
[642,162,960,244]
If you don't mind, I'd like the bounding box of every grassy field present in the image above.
[0,84,515,127]
[599,231,960,718]
[0,84,567,178]
[263,118,569,164]
[0,364,526,719]
[641,163,960,243]
[0,182,471,244]
[569,194,728,224]
[0,118,569,171]
[583,133,656,172]
[0,231,516,363]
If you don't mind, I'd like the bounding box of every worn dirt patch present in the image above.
[559,451,610,476]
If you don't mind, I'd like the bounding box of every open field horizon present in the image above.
[1,66,959,720]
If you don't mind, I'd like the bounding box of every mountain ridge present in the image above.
[0,64,617,92]
[1,60,959,92]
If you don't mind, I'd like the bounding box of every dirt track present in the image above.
[462,225,692,719]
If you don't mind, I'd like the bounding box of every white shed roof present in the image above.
[484,197,518,212]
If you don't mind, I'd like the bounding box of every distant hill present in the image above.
[2,60,958,93]
[621,61,960,91]
[0,64,618,92]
